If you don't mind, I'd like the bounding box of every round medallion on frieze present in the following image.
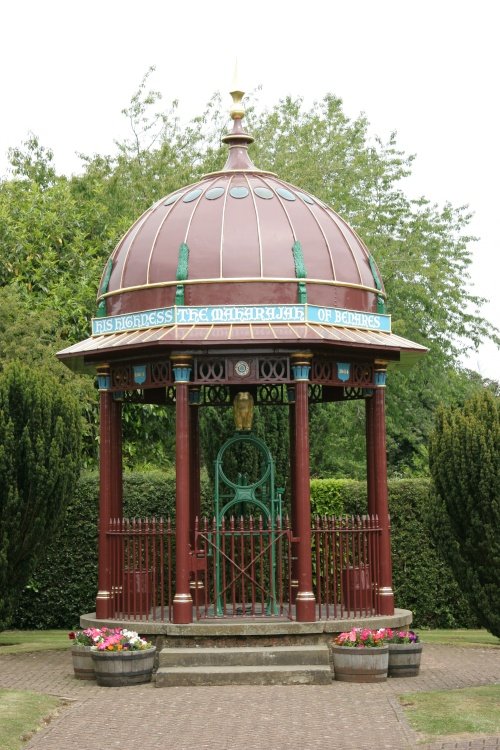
[234,360,250,377]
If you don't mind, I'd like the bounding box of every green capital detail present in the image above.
[96,258,113,318]
[368,254,386,313]
[292,241,307,304]
[175,242,190,306]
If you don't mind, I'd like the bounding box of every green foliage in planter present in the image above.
[12,470,211,629]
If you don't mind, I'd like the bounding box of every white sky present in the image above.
[1,0,499,379]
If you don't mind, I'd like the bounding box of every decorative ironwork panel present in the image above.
[308,383,323,403]
[352,363,373,385]
[312,357,375,387]
[257,384,287,405]
[202,385,232,406]
[343,387,365,400]
[258,357,289,382]
[111,365,133,389]
[311,358,333,383]
[151,360,171,386]
[195,358,226,382]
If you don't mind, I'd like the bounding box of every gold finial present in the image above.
[229,59,245,120]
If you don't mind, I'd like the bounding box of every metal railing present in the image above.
[313,515,381,619]
[193,515,293,620]
[108,517,174,622]
[106,514,381,621]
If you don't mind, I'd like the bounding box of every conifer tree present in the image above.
[0,363,81,628]
[429,389,500,636]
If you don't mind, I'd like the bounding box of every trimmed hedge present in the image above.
[13,473,477,629]
[311,477,478,628]
[13,471,211,629]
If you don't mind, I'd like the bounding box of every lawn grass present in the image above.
[0,689,66,750]
[418,629,500,648]
[0,630,71,654]
[400,684,500,738]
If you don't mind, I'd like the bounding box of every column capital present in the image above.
[374,360,388,388]
[171,354,193,383]
[291,352,312,382]
[96,364,111,391]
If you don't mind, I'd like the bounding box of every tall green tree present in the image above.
[0,363,82,628]
[1,76,498,475]
[428,389,500,636]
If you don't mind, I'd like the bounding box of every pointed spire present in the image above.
[203,63,275,177]
[220,61,256,171]
[229,60,245,121]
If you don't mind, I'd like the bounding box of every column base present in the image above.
[173,594,193,624]
[190,579,205,608]
[295,591,316,622]
[96,591,113,619]
[378,587,395,615]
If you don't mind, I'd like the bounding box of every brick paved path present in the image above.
[1,644,499,750]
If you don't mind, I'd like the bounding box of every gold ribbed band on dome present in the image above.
[98,276,387,302]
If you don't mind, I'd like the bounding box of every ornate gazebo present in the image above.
[58,84,426,630]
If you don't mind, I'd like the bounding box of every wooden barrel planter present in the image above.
[388,642,423,677]
[91,647,156,687]
[332,645,388,682]
[92,646,156,687]
[71,646,96,680]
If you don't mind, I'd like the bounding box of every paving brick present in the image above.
[0,644,498,750]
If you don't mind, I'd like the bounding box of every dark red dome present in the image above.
[97,104,385,319]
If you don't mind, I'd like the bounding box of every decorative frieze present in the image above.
[107,353,377,395]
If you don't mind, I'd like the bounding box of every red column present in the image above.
[291,353,316,622]
[96,366,113,618]
[172,355,193,624]
[189,390,201,543]
[288,394,298,604]
[365,393,376,517]
[110,396,123,519]
[373,362,394,615]
[189,388,204,606]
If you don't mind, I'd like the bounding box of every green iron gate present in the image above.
[213,432,283,615]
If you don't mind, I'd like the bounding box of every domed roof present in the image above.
[58,84,428,367]
[97,89,385,320]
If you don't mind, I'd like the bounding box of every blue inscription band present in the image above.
[92,304,391,336]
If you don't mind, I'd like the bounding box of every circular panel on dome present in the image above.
[205,187,225,200]
[254,187,274,200]
[229,186,249,199]
[183,188,203,203]
[296,191,315,205]
[276,187,296,201]
[164,193,181,206]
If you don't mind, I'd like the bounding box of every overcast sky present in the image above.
[1,0,498,378]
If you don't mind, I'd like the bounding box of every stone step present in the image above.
[155,664,332,686]
[158,644,330,668]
